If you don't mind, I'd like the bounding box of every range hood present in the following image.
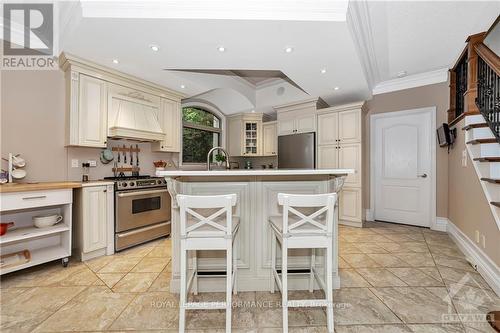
[108,94,165,142]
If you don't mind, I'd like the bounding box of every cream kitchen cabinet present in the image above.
[227,113,267,156]
[262,121,278,156]
[73,183,114,261]
[274,98,328,136]
[151,98,181,152]
[65,72,108,147]
[317,102,364,226]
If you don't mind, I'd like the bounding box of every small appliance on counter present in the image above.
[103,175,171,251]
[244,160,253,169]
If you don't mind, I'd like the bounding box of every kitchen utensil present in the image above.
[130,145,133,165]
[11,155,25,168]
[0,222,14,236]
[0,250,31,269]
[11,168,26,179]
[82,162,90,182]
[100,149,114,164]
[123,145,127,164]
[33,214,63,228]
[136,144,139,166]
[117,149,121,163]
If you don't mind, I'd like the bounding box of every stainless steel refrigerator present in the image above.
[278,132,315,169]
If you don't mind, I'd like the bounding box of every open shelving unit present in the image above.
[0,189,73,275]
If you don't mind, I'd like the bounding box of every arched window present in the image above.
[182,107,222,164]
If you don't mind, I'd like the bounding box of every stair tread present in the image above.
[462,123,488,130]
[466,138,498,144]
[474,157,500,162]
[481,177,500,184]
[491,202,500,208]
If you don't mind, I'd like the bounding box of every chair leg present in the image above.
[193,250,198,295]
[282,239,288,333]
[270,232,276,293]
[179,244,187,333]
[326,244,334,333]
[226,246,232,333]
[233,239,238,295]
[309,248,315,292]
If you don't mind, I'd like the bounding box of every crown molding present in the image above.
[80,0,348,21]
[346,0,380,89]
[372,68,449,95]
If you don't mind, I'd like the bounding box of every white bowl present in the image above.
[33,214,63,228]
[11,169,26,179]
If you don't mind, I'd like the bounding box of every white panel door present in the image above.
[83,186,107,252]
[338,109,361,144]
[373,110,432,227]
[317,145,338,169]
[296,114,316,133]
[317,112,338,145]
[79,75,107,147]
[338,143,361,187]
[156,98,181,152]
[339,187,362,222]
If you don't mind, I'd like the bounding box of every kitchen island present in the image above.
[156,169,353,292]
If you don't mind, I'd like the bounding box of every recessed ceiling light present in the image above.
[285,47,293,53]
[334,87,340,91]
[150,44,160,52]
[180,84,186,89]
[397,71,407,78]
[217,46,226,52]
[112,59,119,64]
[321,68,327,74]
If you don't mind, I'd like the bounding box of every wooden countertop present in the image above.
[0,181,113,193]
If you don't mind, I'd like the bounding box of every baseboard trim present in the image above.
[339,220,363,228]
[447,220,500,296]
[433,217,448,232]
[365,209,374,221]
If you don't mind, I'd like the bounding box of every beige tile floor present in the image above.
[1,221,498,332]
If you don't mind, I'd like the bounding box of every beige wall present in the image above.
[448,118,500,266]
[1,69,177,182]
[363,82,449,218]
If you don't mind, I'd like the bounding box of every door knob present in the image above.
[418,173,427,178]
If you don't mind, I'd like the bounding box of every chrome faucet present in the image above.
[207,147,230,171]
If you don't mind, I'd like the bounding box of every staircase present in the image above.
[461,22,500,230]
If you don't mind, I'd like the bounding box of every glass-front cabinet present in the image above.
[244,121,258,155]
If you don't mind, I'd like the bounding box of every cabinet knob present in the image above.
[103,189,107,193]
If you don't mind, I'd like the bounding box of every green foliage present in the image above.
[182,107,221,163]
[215,153,227,162]
[182,107,218,128]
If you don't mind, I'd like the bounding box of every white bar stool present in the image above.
[177,194,239,333]
[269,192,337,333]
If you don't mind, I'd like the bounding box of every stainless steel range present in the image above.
[104,175,171,251]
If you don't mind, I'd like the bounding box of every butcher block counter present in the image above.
[0,181,114,193]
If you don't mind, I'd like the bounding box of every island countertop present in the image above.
[156,168,354,177]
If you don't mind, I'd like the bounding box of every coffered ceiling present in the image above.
[56,0,499,115]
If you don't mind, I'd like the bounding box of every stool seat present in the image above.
[186,216,240,238]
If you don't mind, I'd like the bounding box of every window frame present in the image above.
[180,102,226,168]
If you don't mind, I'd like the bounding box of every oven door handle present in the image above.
[117,189,169,198]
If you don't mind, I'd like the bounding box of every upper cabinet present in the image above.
[151,98,181,152]
[60,53,183,149]
[227,113,271,156]
[274,98,328,136]
[317,104,362,146]
[262,121,278,156]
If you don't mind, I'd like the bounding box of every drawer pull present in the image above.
[22,195,47,200]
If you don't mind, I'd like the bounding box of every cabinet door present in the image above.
[339,187,362,223]
[338,109,361,144]
[277,113,296,136]
[79,75,107,147]
[296,113,316,133]
[243,121,259,155]
[262,122,278,156]
[338,143,361,187]
[153,98,181,152]
[83,186,107,252]
[317,145,338,169]
[227,117,244,156]
[317,112,338,145]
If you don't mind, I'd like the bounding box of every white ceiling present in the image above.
[56,1,499,115]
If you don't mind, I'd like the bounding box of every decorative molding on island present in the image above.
[156,168,353,293]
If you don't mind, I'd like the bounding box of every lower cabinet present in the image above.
[73,184,114,261]
[339,187,362,224]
